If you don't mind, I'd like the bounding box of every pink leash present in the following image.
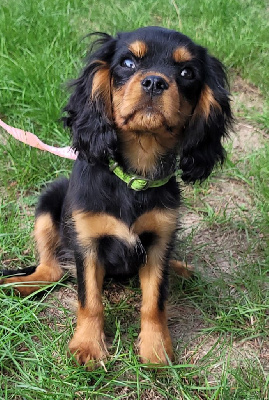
[0,118,77,160]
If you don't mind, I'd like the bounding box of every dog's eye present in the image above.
[180,68,194,80]
[121,58,136,69]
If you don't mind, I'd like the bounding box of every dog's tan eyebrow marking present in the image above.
[173,47,193,63]
[128,40,148,58]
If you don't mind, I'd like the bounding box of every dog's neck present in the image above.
[116,129,181,179]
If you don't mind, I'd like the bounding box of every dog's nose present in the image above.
[141,75,169,96]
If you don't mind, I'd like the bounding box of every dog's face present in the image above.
[64,27,233,182]
[110,29,196,135]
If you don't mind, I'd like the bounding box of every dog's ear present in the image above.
[179,55,233,183]
[63,34,117,162]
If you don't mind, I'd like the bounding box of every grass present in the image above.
[0,0,269,399]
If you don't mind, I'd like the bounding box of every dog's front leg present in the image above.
[69,210,141,369]
[134,208,179,365]
[138,256,173,365]
[68,250,107,370]
[68,211,111,369]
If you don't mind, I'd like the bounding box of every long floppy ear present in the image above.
[63,34,117,162]
[179,55,233,183]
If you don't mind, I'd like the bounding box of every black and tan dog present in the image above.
[1,26,232,367]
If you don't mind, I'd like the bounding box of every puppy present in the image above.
[1,26,232,367]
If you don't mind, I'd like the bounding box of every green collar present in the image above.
[109,159,179,191]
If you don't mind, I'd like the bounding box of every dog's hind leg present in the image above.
[169,259,194,279]
[0,179,68,296]
[1,212,64,296]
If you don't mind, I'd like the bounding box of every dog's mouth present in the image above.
[114,92,180,133]
[121,103,167,131]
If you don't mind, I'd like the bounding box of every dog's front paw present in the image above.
[139,325,174,365]
[69,332,108,370]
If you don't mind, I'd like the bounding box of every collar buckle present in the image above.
[127,176,151,191]
[109,161,119,172]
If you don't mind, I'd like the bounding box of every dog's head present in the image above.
[63,26,232,182]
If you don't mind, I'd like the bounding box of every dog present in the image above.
[1,26,232,368]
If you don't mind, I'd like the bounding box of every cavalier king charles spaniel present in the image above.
[1,26,232,368]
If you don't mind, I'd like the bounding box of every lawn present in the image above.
[0,0,268,399]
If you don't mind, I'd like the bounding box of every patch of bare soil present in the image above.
[231,121,265,156]
[179,205,259,278]
[168,303,205,343]
[38,285,78,330]
[232,74,264,115]
[230,74,267,157]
